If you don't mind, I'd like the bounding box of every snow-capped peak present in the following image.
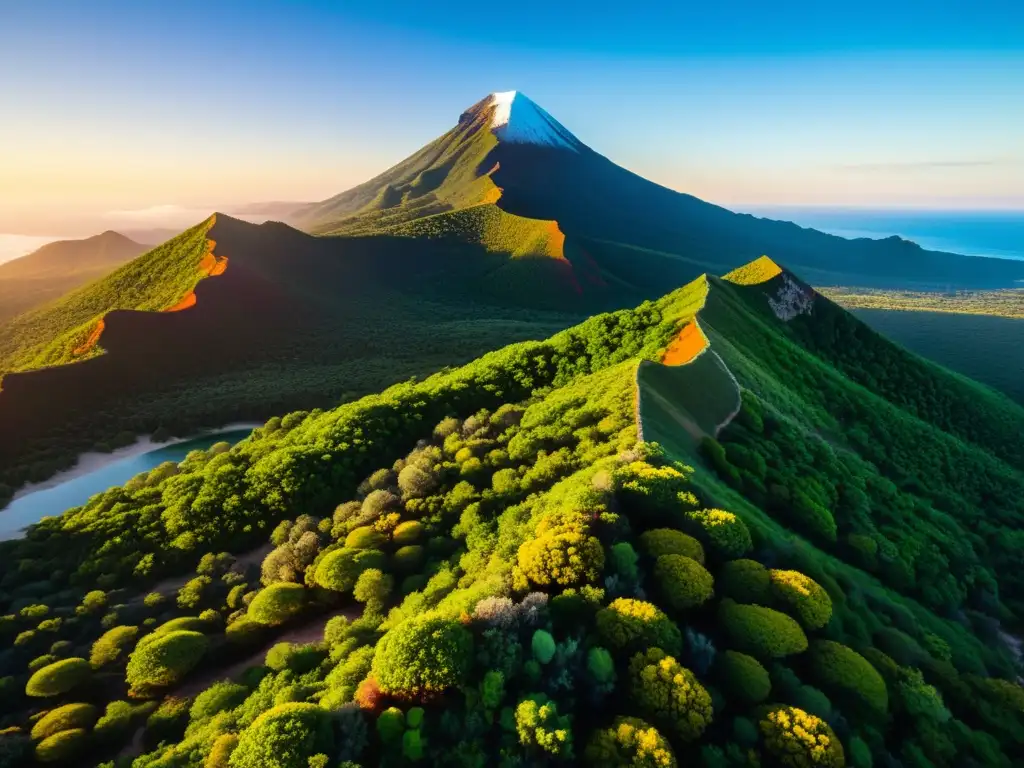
[488,91,580,152]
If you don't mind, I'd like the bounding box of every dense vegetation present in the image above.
[1,262,1022,767]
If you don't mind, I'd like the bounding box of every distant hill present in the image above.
[3,255,1023,766]
[0,230,148,322]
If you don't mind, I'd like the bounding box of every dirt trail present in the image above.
[173,605,359,699]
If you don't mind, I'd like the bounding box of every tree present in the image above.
[517,524,605,588]
[532,630,557,664]
[584,717,677,767]
[371,614,473,698]
[716,650,771,704]
[248,583,306,626]
[809,640,888,716]
[596,599,682,657]
[638,529,705,564]
[34,729,89,764]
[684,509,752,558]
[353,569,393,613]
[628,648,712,742]
[770,570,833,630]
[718,559,772,604]
[191,681,250,721]
[515,693,574,759]
[314,548,386,593]
[653,555,714,611]
[25,658,91,698]
[30,703,98,741]
[126,631,209,693]
[228,703,331,768]
[759,705,845,768]
[718,600,808,659]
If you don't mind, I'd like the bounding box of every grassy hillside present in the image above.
[0,219,215,374]
[0,231,148,323]
[0,260,1022,767]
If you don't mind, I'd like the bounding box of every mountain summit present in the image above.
[487,90,582,151]
[290,90,1024,291]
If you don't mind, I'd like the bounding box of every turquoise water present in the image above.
[741,207,1024,261]
[0,427,254,540]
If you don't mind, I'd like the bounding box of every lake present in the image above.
[0,426,256,540]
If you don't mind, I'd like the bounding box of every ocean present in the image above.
[738,207,1024,262]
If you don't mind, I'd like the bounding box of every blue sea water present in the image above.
[740,207,1024,262]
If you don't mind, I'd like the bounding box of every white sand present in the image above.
[9,422,262,503]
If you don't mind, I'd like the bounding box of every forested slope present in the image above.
[1,259,1022,767]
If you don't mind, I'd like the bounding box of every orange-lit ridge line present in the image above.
[72,235,228,357]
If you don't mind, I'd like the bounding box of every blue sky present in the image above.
[1,0,1022,234]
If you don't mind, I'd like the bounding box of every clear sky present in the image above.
[1,0,1022,235]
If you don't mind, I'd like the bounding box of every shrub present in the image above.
[29,654,57,672]
[614,462,694,521]
[126,631,209,693]
[515,693,573,758]
[225,617,267,647]
[872,628,925,667]
[25,658,91,698]
[517,525,605,588]
[30,703,98,741]
[376,707,405,744]
[584,716,677,767]
[398,465,437,499]
[718,600,808,659]
[248,583,306,625]
[809,640,888,716]
[629,648,712,741]
[89,625,140,669]
[402,728,424,762]
[228,703,330,768]
[371,614,473,698]
[155,616,208,634]
[790,491,838,544]
[718,559,772,604]
[79,590,107,615]
[392,520,423,545]
[770,570,833,630]
[610,542,640,582]
[717,650,771,704]
[684,509,751,558]
[314,548,386,593]
[759,705,844,768]
[93,700,141,743]
[639,529,705,564]
[206,733,239,768]
[596,599,682,657]
[353,569,393,611]
[190,681,249,721]
[34,728,88,764]
[653,555,714,611]
[587,647,616,686]
[344,526,387,550]
[532,630,556,664]
[393,545,425,572]
[145,696,189,745]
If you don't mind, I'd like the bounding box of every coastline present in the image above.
[7,422,262,504]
